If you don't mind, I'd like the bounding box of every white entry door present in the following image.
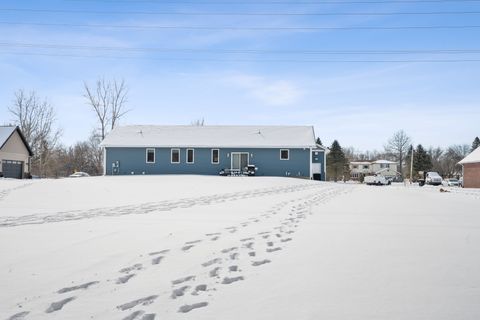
[312,163,321,174]
[231,153,249,171]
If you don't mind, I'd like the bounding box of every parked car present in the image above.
[364,175,391,185]
[443,178,460,187]
[69,172,90,178]
[419,171,442,186]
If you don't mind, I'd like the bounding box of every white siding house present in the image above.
[350,160,399,180]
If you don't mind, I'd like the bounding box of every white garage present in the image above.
[0,126,33,179]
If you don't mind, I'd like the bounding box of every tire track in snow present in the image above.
[0,182,33,202]
[3,184,353,319]
[0,182,330,227]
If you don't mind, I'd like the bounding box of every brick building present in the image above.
[459,147,480,188]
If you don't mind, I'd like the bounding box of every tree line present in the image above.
[4,78,129,177]
[325,130,479,182]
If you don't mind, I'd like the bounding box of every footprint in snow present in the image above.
[266,247,282,253]
[151,256,164,265]
[117,295,158,311]
[116,274,135,284]
[119,264,142,274]
[201,258,222,267]
[45,297,76,313]
[178,302,208,313]
[57,281,99,294]
[209,267,221,277]
[222,276,244,284]
[205,232,221,236]
[122,310,144,320]
[221,247,238,254]
[172,275,195,285]
[192,284,207,295]
[185,240,202,245]
[171,286,190,299]
[181,245,195,251]
[6,311,29,320]
[252,259,271,266]
[242,242,254,249]
[149,249,169,256]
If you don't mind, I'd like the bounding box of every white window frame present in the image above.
[280,149,290,160]
[211,149,220,164]
[146,148,155,164]
[186,148,195,164]
[171,148,180,164]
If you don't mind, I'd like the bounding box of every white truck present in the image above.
[364,175,391,186]
[419,171,443,186]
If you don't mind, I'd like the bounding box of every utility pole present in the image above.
[410,145,414,184]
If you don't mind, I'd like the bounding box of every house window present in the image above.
[146,148,155,163]
[353,165,358,169]
[186,149,194,164]
[211,149,219,164]
[363,165,369,169]
[280,149,289,160]
[171,149,180,163]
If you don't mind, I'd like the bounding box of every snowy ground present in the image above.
[0,176,479,320]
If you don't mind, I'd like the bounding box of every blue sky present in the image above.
[0,0,479,151]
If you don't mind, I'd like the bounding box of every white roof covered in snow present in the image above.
[459,147,480,164]
[372,160,397,164]
[101,125,317,148]
[351,160,397,165]
[0,126,16,148]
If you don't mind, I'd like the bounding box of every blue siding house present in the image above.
[100,125,326,180]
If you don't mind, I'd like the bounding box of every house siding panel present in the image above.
[105,147,316,178]
[463,163,480,188]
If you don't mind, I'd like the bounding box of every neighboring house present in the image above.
[350,160,398,180]
[100,125,326,180]
[459,147,480,188]
[0,126,33,179]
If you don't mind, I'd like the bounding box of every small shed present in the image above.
[459,147,480,188]
[0,126,33,179]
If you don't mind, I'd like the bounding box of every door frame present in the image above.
[230,152,250,170]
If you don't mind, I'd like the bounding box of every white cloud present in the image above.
[226,74,304,107]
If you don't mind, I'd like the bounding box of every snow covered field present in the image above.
[1,176,479,320]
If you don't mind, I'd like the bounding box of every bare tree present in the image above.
[84,78,129,140]
[8,90,62,177]
[110,79,129,131]
[428,147,444,175]
[384,130,411,177]
[190,118,205,126]
[88,131,104,175]
[442,144,469,177]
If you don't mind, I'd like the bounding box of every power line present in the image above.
[2,42,480,55]
[63,0,480,4]
[2,21,480,31]
[2,8,480,16]
[1,50,480,62]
